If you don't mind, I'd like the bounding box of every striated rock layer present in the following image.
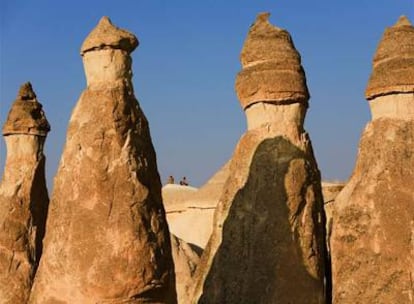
[191,13,327,304]
[0,83,50,303]
[29,17,176,304]
[331,16,414,304]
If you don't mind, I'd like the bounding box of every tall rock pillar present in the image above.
[0,83,50,303]
[191,13,327,304]
[331,16,414,303]
[29,17,176,304]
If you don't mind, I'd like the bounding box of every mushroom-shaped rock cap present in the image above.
[366,16,414,100]
[2,82,50,136]
[235,13,309,110]
[81,16,139,55]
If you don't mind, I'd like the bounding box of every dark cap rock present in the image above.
[365,16,414,100]
[235,12,309,109]
[2,82,50,136]
[80,16,139,55]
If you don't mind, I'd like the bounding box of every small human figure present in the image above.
[167,175,175,184]
[179,176,189,186]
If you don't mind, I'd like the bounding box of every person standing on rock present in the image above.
[167,175,175,184]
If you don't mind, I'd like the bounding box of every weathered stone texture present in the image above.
[2,82,50,136]
[0,83,50,303]
[164,162,230,248]
[191,13,326,304]
[29,17,176,304]
[331,119,414,303]
[331,16,414,304]
[170,234,202,304]
[235,12,309,109]
[366,16,414,100]
[81,16,138,55]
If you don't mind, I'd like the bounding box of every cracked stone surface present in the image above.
[331,16,414,304]
[0,82,50,303]
[190,12,327,304]
[29,17,176,304]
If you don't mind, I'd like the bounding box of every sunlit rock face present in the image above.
[29,17,177,304]
[190,13,327,304]
[0,82,50,304]
[170,234,202,304]
[163,161,230,249]
[330,16,414,304]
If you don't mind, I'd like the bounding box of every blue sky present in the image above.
[1,1,413,187]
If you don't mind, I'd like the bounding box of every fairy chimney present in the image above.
[29,17,177,304]
[330,16,414,303]
[190,13,327,304]
[0,82,50,303]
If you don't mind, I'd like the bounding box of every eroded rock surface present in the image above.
[0,83,50,303]
[331,16,414,304]
[191,13,327,304]
[170,234,202,304]
[29,17,176,304]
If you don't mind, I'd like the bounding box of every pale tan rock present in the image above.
[170,234,202,304]
[189,161,230,205]
[29,17,176,304]
[370,93,414,120]
[191,13,326,304]
[81,16,138,55]
[162,184,198,207]
[0,83,50,304]
[331,16,414,304]
[164,162,230,248]
[321,182,345,254]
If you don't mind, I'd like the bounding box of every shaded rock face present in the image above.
[29,17,176,304]
[194,137,326,304]
[191,13,327,304]
[331,16,414,304]
[0,83,50,303]
[322,182,346,251]
[170,234,202,304]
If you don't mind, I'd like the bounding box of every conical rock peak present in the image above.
[2,82,50,136]
[81,16,138,55]
[365,15,414,100]
[235,12,309,109]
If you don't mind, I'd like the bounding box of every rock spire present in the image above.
[190,13,327,303]
[2,82,50,136]
[81,16,138,55]
[0,82,50,303]
[29,17,177,303]
[235,12,309,110]
[365,15,414,101]
[330,16,414,303]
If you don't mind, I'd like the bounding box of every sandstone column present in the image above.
[29,17,176,303]
[0,82,50,304]
[190,13,327,304]
[330,16,414,303]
